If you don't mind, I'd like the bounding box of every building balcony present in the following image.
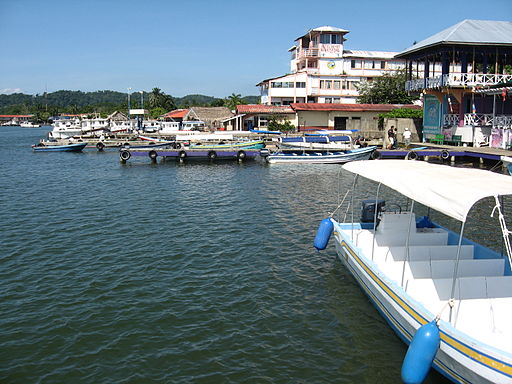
[443,113,512,128]
[406,73,512,91]
[297,48,319,59]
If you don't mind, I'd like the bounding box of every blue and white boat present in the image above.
[32,142,88,152]
[189,139,265,150]
[315,160,512,383]
[279,130,360,151]
[266,146,376,164]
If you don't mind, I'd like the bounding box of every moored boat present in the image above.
[266,146,376,164]
[315,160,512,383]
[32,142,88,152]
[189,139,265,150]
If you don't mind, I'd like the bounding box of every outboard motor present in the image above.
[361,199,385,223]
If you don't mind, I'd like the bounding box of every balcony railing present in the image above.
[297,48,319,59]
[406,73,512,91]
[442,113,512,128]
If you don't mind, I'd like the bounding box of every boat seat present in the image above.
[385,245,474,262]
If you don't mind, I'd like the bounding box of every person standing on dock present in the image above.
[387,125,396,150]
[403,128,412,148]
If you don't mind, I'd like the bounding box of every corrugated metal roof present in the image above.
[237,105,294,114]
[343,50,397,59]
[162,109,189,119]
[397,19,512,57]
[296,26,349,41]
[290,103,420,112]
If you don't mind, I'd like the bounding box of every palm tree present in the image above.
[224,93,244,111]
[149,88,163,109]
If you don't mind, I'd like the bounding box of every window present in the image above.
[333,80,340,89]
[333,97,341,104]
[381,61,386,69]
[320,34,341,44]
[271,82,282,88]
[351,60,361,69]
[325,97,333,103]
[295,82,306,88]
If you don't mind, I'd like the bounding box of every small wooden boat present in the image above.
[32,142,88,152]
[265,146,376,164]
[315,160,512,383]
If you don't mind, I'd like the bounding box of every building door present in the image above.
[334,117,347,130]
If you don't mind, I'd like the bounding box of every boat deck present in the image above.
[337,212,512,352]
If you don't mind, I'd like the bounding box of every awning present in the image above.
[343,160,512,222]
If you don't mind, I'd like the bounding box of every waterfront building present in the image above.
[396,19,512,147]
[257,26,405,105]
[232,105,296,131]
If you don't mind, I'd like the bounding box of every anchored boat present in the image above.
[315,160,512,383]
[32,142,87,152]
[266,146,376,164]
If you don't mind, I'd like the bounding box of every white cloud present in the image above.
[0,88,23,95]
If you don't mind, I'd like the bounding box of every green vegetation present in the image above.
[356,69,417,104]
[377,108,423,129]
[0,89,260,122]
[268,114,295,133]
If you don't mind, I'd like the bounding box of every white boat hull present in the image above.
[332,222,512,383]
[267,146,376,164]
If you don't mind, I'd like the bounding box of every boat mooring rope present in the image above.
[491,196,512,269]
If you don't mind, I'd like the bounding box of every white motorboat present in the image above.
[49,118,82,139]
[315,160,512,383]
[20,122,41,128]
[266,146,376,164]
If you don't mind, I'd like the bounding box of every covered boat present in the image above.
[316,160,512,383]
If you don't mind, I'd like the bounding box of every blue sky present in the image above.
[0,0,510,98]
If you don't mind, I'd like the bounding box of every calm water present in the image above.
[5,126,500,384]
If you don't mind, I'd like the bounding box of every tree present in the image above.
[148,88,163,109]
[268,114,295,133]
[356,69,416,104]
[224,93,245,111]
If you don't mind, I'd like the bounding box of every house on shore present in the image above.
[225,103,419,140]
[257,26,406,105]
[396,19,512,147]
[184,107,233,130]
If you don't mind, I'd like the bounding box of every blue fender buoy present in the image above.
[401,321,440,384]
[314,218,333,251]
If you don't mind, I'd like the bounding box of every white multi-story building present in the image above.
[258,26,405,105]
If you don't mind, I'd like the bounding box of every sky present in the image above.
[0,0,511,98]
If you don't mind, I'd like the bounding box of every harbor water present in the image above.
[2,126,487,384]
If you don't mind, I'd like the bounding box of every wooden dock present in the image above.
[375,143,511,162]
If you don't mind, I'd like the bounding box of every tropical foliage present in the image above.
[268,114,295,133]
[0,90,259,120]
[356,69,417,104]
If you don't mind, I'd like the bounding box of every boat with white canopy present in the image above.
[314,160,512,383]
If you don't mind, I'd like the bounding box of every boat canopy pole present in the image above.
[371,183,382,261]
[449,220,466,323]
[401,200,415,287]
[491,195,512,270]
[350,174,359,241]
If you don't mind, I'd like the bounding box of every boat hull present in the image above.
[32,142,87,152]
[332,222,512,384]
[267,146,376,164]
[189,140,265,150]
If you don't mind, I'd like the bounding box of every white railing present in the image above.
[495,115,512,128]
[443,114,460,126]
[298,48,319,58]
[406,73,512,91]
[443,114,512,128]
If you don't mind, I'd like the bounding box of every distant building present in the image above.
[184,107,234,130]
[257,26,405,105]
[397,19,512,147]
